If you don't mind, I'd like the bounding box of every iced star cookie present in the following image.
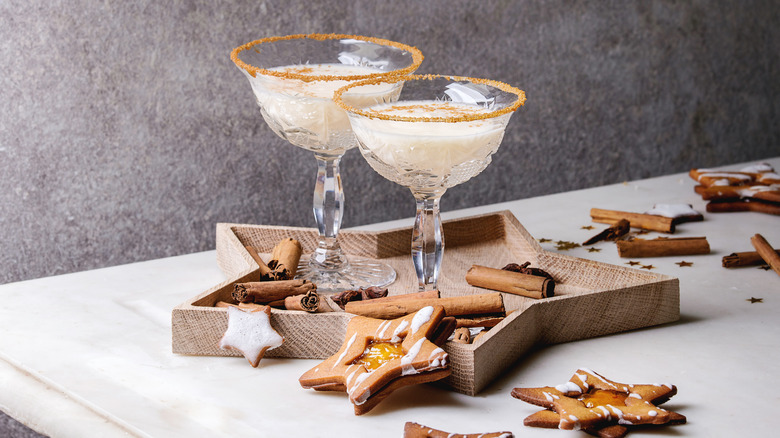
[299,305,450,415]
[403,422,513,438]
[511,368,685,437]
[690,163,780,215]
[219,305,284,367]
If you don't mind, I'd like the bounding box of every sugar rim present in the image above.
[333,74,526,123]
[230,33,424,81]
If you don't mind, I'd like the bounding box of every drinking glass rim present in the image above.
[230,33,424,81]
[333,74,526,123]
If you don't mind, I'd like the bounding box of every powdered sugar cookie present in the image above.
[219,305,284,367]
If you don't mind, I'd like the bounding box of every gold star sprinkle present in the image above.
[641,264,656,270]
[586,247,602,253]
[580,225,595,230]
[675,261,693,267]
[626,261,641,266]
[747,297,763,303]
[555,240,581,251]
[538,238,552,243]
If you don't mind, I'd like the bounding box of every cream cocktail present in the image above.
[335,74,526,291]
[349,100,510,189]
[231,34,424,292]
[246,64,402,154]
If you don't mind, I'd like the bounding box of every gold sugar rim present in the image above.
[230,33,424,81]
[333,74,526,123]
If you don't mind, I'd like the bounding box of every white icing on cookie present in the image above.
[697,172,752,182]
[644,203,700,218]
[219,306,283,367]
[375,320,391,339]
[333,333,357,369]
[391,320,409,343]
[401,338,426,375]
[555,381,582,394]
[410,306,434,335]
[740,162,774,173]
[737,183,780,197]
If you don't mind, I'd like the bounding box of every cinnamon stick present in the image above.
[344,292,505,319]
[233,279,316,303]
[284,292,337,313]
[245,246,274,279]
[583,219,630,245]
[750,234,780,277]
[330,286,389,310]
[466,265,553,299]
[364,290,440,303]
[455,316,505,328]
[723,249,780,267]
[238,302,270,311]
[616,237,710,258]
[591,208,675,233]
[215,301,273,312]
[267,238,303,280]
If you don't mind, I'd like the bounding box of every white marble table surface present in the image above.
[1,158,778,437]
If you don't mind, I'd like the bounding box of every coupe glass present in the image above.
[231,34,423,292]
[334,75,526,291]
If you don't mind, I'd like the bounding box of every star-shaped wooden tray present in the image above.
[172,210,679,396]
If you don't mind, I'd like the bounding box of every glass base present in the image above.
[295,257,396,294]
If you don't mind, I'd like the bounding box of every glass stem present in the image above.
[412,190,445,291]
[310,152,348,271]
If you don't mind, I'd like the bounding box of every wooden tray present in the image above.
[172,211,679,395]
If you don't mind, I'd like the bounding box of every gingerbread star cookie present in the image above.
[511,368,685,437]
[690,163,780,215]
[219,305,284,367]
[299,305,450,415]
[403,422,513,437]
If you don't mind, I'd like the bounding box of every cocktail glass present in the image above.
[334,74,526,291]
[230,34,423,292]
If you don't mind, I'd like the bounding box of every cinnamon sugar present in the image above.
[230,33,424,81]
[334,74,526,123]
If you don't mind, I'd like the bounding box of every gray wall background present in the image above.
[1,0,778,285]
